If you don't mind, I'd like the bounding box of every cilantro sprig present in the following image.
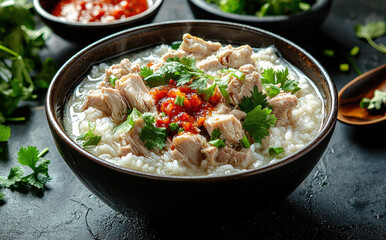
[239,86,277,144]
[140,57,230,100]
[0,146,51,201]
[242,106,277,144]
[261,68,300,97]
[360,89,386,110]
[140,113,167,150]
[239,86,270,113]
[114,108,142,134]
[208,128,226,149]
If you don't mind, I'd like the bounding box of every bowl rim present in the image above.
[188,0,332,23]
[46,20,337,182]
[33,0,163,27]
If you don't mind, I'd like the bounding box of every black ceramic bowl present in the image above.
[188,0,332,34]
[33,0,163,43]
[46,20,337,221]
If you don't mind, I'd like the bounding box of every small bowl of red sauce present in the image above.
[33,0,163,42]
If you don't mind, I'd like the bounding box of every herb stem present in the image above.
[345,55,362,75]
[366,36,386,54]
[38,148,49,158]
[5,117,25,122]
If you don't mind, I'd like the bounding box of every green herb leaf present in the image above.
[360,89,386,110]
[171,41,182,50]
[209,139,226,149]
[76,122,101,147]
[269,147,285,157]
[0,192,4,201]
[140,113,167,150]
[114,108,143,134]
[208,128,226,149]
[242,105,277,144]
[239,86,269,113]
[0,123,11,142]
[17,146,40,169]
[34,57,57,89]
[139,66,154,78]
[0,166,24,188]
[261,68,300,97]
[355,21,386,54]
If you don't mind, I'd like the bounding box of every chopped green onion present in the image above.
[209,139,226,149]
[241,135,250,148]
[340,63,350,72]
[169,122,179,131]
[178,128,185,133]
[269,147,285,157]
[350,46,360,56]
[323,49,335,57]
[160,112,166,117]
[299,2,311,11]
[109,76,118,87]
[174,95,185,107]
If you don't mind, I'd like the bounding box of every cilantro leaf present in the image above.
[261,68,300,97]
[0,123,11,142]
[239,86,269,113]
[208,128,226,149]
[360,89,386,110]
[0,191,4,201]
[355,21,386,54]
[269,147,285,157]
[139,66,154,78]
[34,57,57,89]
[0,166,24,188]
[17,146,40,169]
[114,108,142,133]
[242,105,277,144]
[22,158,51,189]
[109,76,118,87]
[140,113,167,150]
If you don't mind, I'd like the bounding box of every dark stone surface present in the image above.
[0,0,385,239]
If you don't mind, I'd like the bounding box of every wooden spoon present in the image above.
[338,64,386,126]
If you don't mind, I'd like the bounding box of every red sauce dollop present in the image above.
[149,80,221,136]
[51,0,148,23]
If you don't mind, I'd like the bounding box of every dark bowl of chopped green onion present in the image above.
[188,0,332,34]
[46,20,337,222]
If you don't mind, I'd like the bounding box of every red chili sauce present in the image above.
[51,0,148,23]
[149,80,222,136]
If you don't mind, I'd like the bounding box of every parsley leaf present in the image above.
[360,89,386,110]
[269,147,285,157]
[239,86,269,113]
[209,128,226,149]
[114,108,142,134]
[261,68,300,97]
[242,105,277,144]
[355,21,386,54]
[140,113,167,150]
